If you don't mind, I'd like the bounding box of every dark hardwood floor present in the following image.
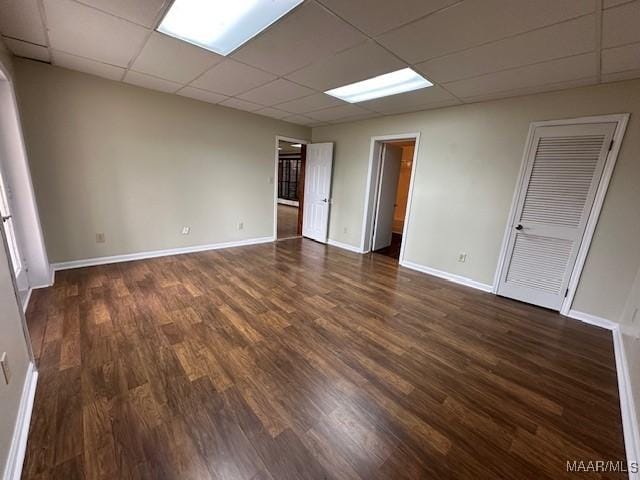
[373,233,402,260]
[23,238,626,479]
[277,204,299,239]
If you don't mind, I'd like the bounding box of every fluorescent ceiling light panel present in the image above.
[157,0,303,56]
[291,144,302,148]
[325,68,433,103]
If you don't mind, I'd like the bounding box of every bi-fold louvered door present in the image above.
[497,122,617,310]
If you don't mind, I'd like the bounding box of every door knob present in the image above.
[515,224,523,230]
[1,215,11,223]
[322,198,328,203]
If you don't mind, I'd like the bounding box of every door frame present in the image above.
[493,113,629,315]
[273,135,309,241]
[360,132,421,262]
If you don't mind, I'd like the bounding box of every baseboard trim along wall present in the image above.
[327,239,365,254]
[4,363,38,480]
[400,259,494,292]
[51,236,274,271]
[567,309,619,330]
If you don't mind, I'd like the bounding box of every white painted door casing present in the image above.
[302,143,334,243]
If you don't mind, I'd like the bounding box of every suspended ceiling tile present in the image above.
[444,53,598,100]
[44,0,149,67]
[131,32,223,84]
[359,86,459,113]
[305,104,373,122]
[3,38,50,62]
[603,0,635,8]
[74,0,168,28]
[602,0,640,48]
[275,93,344,114]
[459,77,598,104]
[255,107,291,120]
[177,86,228,104]
[191,59,276,96]
[237,79,315,106]
[231,1,365,75]
[415,15,596,84]
[377,0,595,64]
[0,0,47,45]
[124,70,181,93]
[602,42,640,75]
[285,40,405,91]
[281,114,317,126]
[316,0,459,36]
[52,49,125,80]
[219,97,263,112]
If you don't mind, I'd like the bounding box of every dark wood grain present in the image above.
[24,238,626,479]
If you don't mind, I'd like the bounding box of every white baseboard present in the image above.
[400,259,494,293]
[51,236,274,271]
[567,309,618,330]
[21,288,32,313]
[327,239,364,254]
[3,363,38,480]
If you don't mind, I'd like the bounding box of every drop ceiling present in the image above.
[1,0,639,127]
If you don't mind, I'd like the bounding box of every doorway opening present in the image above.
[362,134,420,262]
[275,137,307,240]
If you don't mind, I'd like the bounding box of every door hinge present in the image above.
[608,140,614,151]
[564,288,569,298]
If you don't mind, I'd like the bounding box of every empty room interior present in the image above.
[1,1,640,479]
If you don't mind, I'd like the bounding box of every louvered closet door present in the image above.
[497,122,616,310]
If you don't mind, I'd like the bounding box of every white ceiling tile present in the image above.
[601,68,640,83]
[282,114,317,126]
[237,79,315,106]
[285,40,406,91]
[131,32,223,83]
[305,104,373,122]
[231,1,365,75]
[3,38,50,62]
[377,0,595,64]
[602,0,640,48]
[44,0,149,67]
[358,86,459,114]
[219,97,263,112]
[604,0,634,8]
[0,0,47,45]
[191,59,276,96]
[415,15,596,83]
[602,42,640,74]
[275,93,344,114]
[459,77,598,104]
[52,49,125,80]
[74,0,168,28]
[328,112,380,124]
[444,53,598,99]
[124,70,181,93]
[177,86,228,104]
[317,0,459,36]
[255,107,290,120]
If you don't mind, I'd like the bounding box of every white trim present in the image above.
[327,239,364,254]
[21,288,32,313]
[3,362,38,480]
[277,198,299,207]
[493,114,630,313]
[400,259,494,292]
[51,236,274,271]
[274,135,309,242]
[566,309,617,330]
[360,132,421,259]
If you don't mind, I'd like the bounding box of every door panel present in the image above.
[0,169,27,292]
[372,144,402,251]
[302,143,333,243]
[497,122,617,310]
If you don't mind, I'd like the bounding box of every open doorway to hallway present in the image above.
[276,139,306,240]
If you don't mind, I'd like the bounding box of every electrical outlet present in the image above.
[1,352,10,385]
[181,226,190,235]
[238,221,244,231]
[96,233,105,243]
[458,252,467,263]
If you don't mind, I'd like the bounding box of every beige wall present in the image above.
[14,59,309,263]
[313,79,640,322]
[0,40,32,478]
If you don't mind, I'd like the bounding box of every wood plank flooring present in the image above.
[277,204,299,239]
[23,238,626,479]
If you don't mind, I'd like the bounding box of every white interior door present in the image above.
[302,142,333,243]
[372,144,402,251]
[497,122,617,310]
[0,168,28,292]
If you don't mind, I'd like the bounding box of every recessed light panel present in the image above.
[157,0,303,56]
[325,68,433,103]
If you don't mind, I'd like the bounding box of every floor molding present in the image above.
[400,259,494,293]
[327,239,364,254]
[3,363,38,480]
[567,309,618,330]
[51,237,274,271]
[613,327,640,480]
[21,288,32,313]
